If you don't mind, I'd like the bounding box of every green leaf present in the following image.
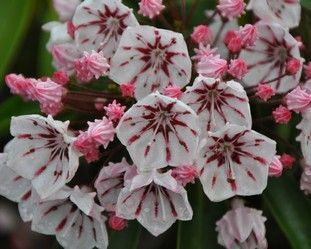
[0,97,39,136]
[176,183,225,249]
[301,0,311,10]
[0,0,37,85]
[108,221,141,249]
[264,175,311,249]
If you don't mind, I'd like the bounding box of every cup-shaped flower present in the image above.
[6,115,80,199]
[197,124,276,202]
[297,109,311,165]
[247,0,301,29]
[53,0,81,21]
[109,26,192,99]
[182,76,251,134]
[239,22,303,93]
[94,158,132,212]
[117,92,199,170]
[73,0,139,59]
[31,186,108,249]
[116,170,193,236]
[216,200,268,249]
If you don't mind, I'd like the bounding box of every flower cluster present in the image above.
[1,0,310,248]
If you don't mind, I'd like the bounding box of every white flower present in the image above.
[247,0,301,29]
[110,25,192,99]
[239,22,303,93]
[73,0,139,59]
[182,76,252,134]
[31,186,108,249]
[6,115,80,199]
[297,109,311,165]
[116,92,200,170]
[116,170,192,236]
[197,124,276,202]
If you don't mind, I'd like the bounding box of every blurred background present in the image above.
[1,1,311,248]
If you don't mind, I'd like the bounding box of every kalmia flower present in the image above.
[138,0,165,19]
[116,170,193,236]
[53,0,81,21]
[110,26,192,99]
[268,156,283,177]
[6,115,80,199]
[272,105,292,124]
[227,35,242,53]
[182,76,251,133]
[104,100,126,121]
[197,124,276,201]
[256,84,275,102]
[31,186,108,249]
[239,22,303,93]
[247,0,301,29]
[42,22,72,51]
[192,44,217,62]
[228,58,248,79]
[196,54,228,78]
[117,92,199,170]
[191,25,213,45]
[94,158,132,212]
[73,0,139,59]
[286,86,311,113]
[217,0,246,20]
[74,51,110,82]
[216,199,268,249]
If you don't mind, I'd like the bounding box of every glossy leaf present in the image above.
[0,0,37,85]
[264,175,311,249]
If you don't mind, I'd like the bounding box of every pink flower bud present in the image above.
[280,153,295,169]
[171,165,198,186]
[238,24,257,47]
[74,132,100,163]
[5,74,36,100]
[268,156,283,177]
[228,59,248,79]
[104,100,126,121]
[224,30,237,45]
[120,83,135,97]
[272,105,292,124]
[163,85,183,99]
[197,54,228,78]
[108,214,128,231]
[286,58,301,75]
[75,51,110,82]
[286,86,311,113]
[192,44,217,62]
[304,62,311,79]
[217,0,246,20]
[52,71,70,85]
[191,25,213,45]
[87,117,115,148]
[227,36,242,53]
[295,36,305,50]
[138,0,165,19]
[32,78,67,116]
[255,84,275,102]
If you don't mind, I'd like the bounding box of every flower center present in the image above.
[276,46,288,63]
